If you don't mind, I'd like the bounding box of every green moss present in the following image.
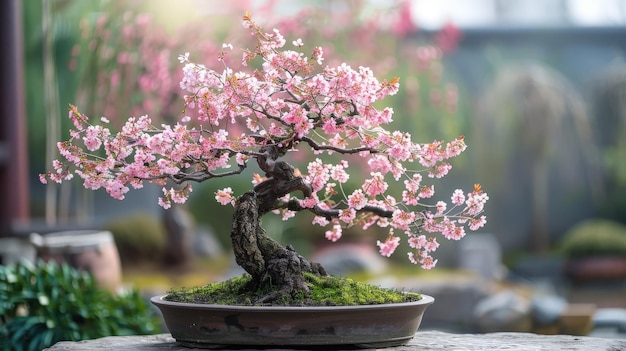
[165,273,421,306]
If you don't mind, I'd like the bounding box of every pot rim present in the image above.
[151,293,434,312]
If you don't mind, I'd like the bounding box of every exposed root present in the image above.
[231,191,328,305]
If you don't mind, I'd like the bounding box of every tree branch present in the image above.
[299,136,379,155]
[170,163,247,183]
[281,198,394,219]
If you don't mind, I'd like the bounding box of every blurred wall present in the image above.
[0,0,29,235]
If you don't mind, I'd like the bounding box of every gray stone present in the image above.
[162,205,195,266]
[311,243,387,276]
[417,279,489,331]
[0,236,36,264]
[473,290,533,333]
[192,225,223,258]
[410,331,626,350]
[594,308,626,332]
[532,294,568,325]
[45,331,626,350]
[458,233,505,280]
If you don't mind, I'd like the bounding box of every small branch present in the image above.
[243,103,290,127]
[281,198,394,219]
[170,164,247,183]
[299,136,379,154]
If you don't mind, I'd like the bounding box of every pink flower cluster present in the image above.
[42,14,488,269]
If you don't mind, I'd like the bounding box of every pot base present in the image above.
[151,294,434,348]
[176,338,412,349]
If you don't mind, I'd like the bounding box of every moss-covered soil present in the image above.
[165,273,422,306]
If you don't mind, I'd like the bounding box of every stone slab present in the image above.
[45,330,626,350]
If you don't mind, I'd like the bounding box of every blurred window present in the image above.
[410,0,626,28]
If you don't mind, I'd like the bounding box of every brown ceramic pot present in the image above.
[151,294,434,348]
[30,230,122,292]
[565,256,626,283]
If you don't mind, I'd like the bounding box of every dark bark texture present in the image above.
[229,146,327,303]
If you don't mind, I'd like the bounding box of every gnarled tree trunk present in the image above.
[231,191,327,303]
[229,146,327,303]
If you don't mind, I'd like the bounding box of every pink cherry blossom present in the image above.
[446,136,467,157]
[420,255,438,270]
[418,185,435,199]
[330,163,350,183]
[306,159,330,192]
[377,234,400,257]
[465,187,489,216]
[158,197,172,209]
[215,187,235,206]
[391,210,416,231]
[312,216,330,226]
[299,194,318,209]
[451,189,465,206]
[441,218,465,240]
[339,208,356,223]
[436,201,447,215]
[367,154,393,175]
[312,46,324,65]
[408,234,440,252]
[324,182,338,197]
[469,216,487,231]
[402,190,418,206]
[362,172,388,197]
[347,189,367,210]
[281,209,296,220]
[429,162,452,178]
[325,225,342,242]
[404,173,422,192]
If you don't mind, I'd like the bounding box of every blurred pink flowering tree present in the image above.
[70,1,464,139]
[42,11,487,299]
[68,10,238,126]
[270,1,465,143]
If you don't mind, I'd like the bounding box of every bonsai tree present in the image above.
[41,13,488,303]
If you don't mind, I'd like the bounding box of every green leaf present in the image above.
[0,260,161,350]
[26,324,51,351]
[9,316,43,344]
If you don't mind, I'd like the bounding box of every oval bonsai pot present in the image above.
[565,256,626,283]
[151,294,434,348]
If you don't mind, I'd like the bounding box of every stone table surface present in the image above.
[45,331,626,350]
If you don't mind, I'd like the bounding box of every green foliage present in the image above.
[106,213,166,264]
[0,260,160,351]
[165,273,421,307]
[558,219,626,258]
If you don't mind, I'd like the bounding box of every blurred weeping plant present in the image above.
[474,64,603,252]
[42,0,95,224]
[43,0,61,224]
[590,63,626,222]
[35,0,111,224]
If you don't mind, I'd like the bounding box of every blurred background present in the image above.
[2,0,626,342]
